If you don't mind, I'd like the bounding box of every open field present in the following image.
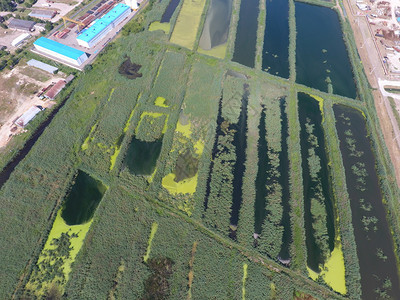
[0,0,399,299]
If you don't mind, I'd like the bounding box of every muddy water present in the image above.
[199,0,233,50]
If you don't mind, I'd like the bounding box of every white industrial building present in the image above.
[11,33,31,47]
[125,0,138,10]
[76,3,131,48]
[33,37,88,67]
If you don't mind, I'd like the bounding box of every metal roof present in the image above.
[11,33,31,46]
[15,106,41,127]
[9,19,36,30]
[45,80,66,100]
[27,59,58,74]
[77,3,130,43]
[29,10,56,18]
[34,37,86,60]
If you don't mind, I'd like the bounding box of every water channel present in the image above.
[0,93,71,189]
[161,0,181,23]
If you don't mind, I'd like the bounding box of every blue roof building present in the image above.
[77,3,131,48]
[33,37,88,67]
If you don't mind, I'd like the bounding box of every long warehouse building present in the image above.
[77,3,131,48]
[33,37,88,66]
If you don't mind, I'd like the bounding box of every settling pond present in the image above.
[199,0,232,50]
[295,2,356,98]
[298,93,335,272]
[232,0,259,68]
[123,137,163,175]
[262,0,289,78]
[334,104,400,299]
[253,99,291,261]
[62,170,107,225]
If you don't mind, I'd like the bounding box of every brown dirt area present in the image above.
[0,62,64,148]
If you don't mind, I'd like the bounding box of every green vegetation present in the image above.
[0,0,399,299]
[170,0,207,50]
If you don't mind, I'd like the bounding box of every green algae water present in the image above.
[295,3,356,98]
[61,171,107,226]
[334,104,400,299]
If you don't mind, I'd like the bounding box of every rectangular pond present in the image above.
[334,104,400,299]
[295,2,356,98]
[232,0,260,68]
[123,137,163,176]
[298,93,336,272]
[198,0,233,58]
[253,98,291,262]
[262,0,289,78]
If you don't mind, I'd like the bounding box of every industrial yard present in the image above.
[0,59,68,147]
[32,0,141,69]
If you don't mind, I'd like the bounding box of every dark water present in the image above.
[123,137,162,175]
[0,93,71,189]
[61,171,107,225]
[199,0,233,50]
[232,0,260,68]
[334,105,400,299]
[230,84,249,226]
[295,3,356,98]
[262,0,289,78]
[298,93,335,272]
[278,98,291,261]
[203,97,223,211]
[254,108,268,234]
[161,0,180,23]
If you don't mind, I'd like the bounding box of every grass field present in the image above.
[170,0,207,50]
[0,0,399,299]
